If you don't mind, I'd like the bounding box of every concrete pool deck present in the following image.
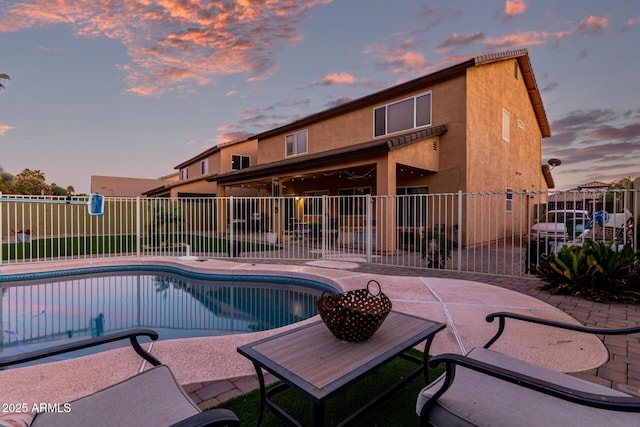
[0,257,633,408]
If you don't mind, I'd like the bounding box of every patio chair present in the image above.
[0,329,239,427]
[417,312,640,426]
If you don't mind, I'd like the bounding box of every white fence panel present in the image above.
[1,189,637,278]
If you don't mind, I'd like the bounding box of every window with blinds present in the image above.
[374,92,432,137]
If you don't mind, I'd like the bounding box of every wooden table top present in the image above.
[238,311,445,398]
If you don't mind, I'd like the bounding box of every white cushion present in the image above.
[418,347,639,427]
[32,365,199,427]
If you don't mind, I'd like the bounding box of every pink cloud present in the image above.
[484,31,549,48]
[0,0,333,96]
[435,32,484,53]
[624,17,640,27]
[297,71,379,90]
[363,43,429,75]
[0,125,16,136]
[215,131,252,144]
[323,72,357,85]
[577,15,609,34]
[396,52,427,68]
[505,0,527,17]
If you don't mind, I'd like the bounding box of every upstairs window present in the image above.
[286,129,308,157]
[502,109,510,142]
[374,92,432,137]
[180,168,188,180]
[231,154,250,170]
[200,159,208,175]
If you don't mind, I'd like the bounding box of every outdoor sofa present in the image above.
[0,329,239,427]
[417,312,640,426]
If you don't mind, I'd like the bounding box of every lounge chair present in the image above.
[417,312,640,426]
[0,329,239,427]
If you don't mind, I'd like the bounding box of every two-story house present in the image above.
[200,49,551,249]
[144,137,258,198]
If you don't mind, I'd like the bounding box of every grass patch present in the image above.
[2,235,138,260]
[212,350,443,427]
[2,234,281,261]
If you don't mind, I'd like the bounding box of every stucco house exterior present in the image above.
[91,175,171,197]
[143,138,258,198]
[152,49,552,250]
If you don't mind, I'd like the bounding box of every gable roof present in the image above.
[250,49,550,140]
[475,50,550,138]
[577,181,610,190]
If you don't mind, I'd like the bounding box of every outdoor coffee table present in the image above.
[237,310,446,426]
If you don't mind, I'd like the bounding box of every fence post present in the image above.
[136,197,141,257]
[229,196,235,257]
[322,195,328,259]
[366,194,372,264]
[0,192,3,264]
[457,190,463,272]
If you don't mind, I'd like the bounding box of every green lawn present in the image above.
[2,234,281,261]
[212,350,443,427]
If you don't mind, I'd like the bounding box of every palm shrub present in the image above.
[534,240,640,303]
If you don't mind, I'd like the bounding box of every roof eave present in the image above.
[542,164,555,189]
[213,125,447,184]
[517,54,551,138]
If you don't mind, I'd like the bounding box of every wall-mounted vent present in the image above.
[432,141,438,151]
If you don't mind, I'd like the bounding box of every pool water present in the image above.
[1,267,333,362]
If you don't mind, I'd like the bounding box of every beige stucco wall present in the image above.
[255,73,472,200]
[169,139,258,197]
[179,151,220,181]
[466,59,545,193]
[91,176,165,197]
[462,58,546,243]
[219,139,258,173]
[426,74,468,193]
[257,78,466,172]
[257,108,373,165]
[168,179,217,198]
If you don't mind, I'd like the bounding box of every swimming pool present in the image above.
[0,265,336,362]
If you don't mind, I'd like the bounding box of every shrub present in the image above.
[534,240,640,303]
[421,231,452,268]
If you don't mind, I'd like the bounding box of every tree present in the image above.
[0,165,14,193]
[610,177,633,190]
[0,73,9,90]
[50,183,74,196]
[11,168,51,195]
[50,183,67,196]
[0,165,78,195]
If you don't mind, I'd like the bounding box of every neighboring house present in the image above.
[91,175,170,197]
[546,181,614,213]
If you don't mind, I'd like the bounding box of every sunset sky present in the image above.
[1,0,639,194]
